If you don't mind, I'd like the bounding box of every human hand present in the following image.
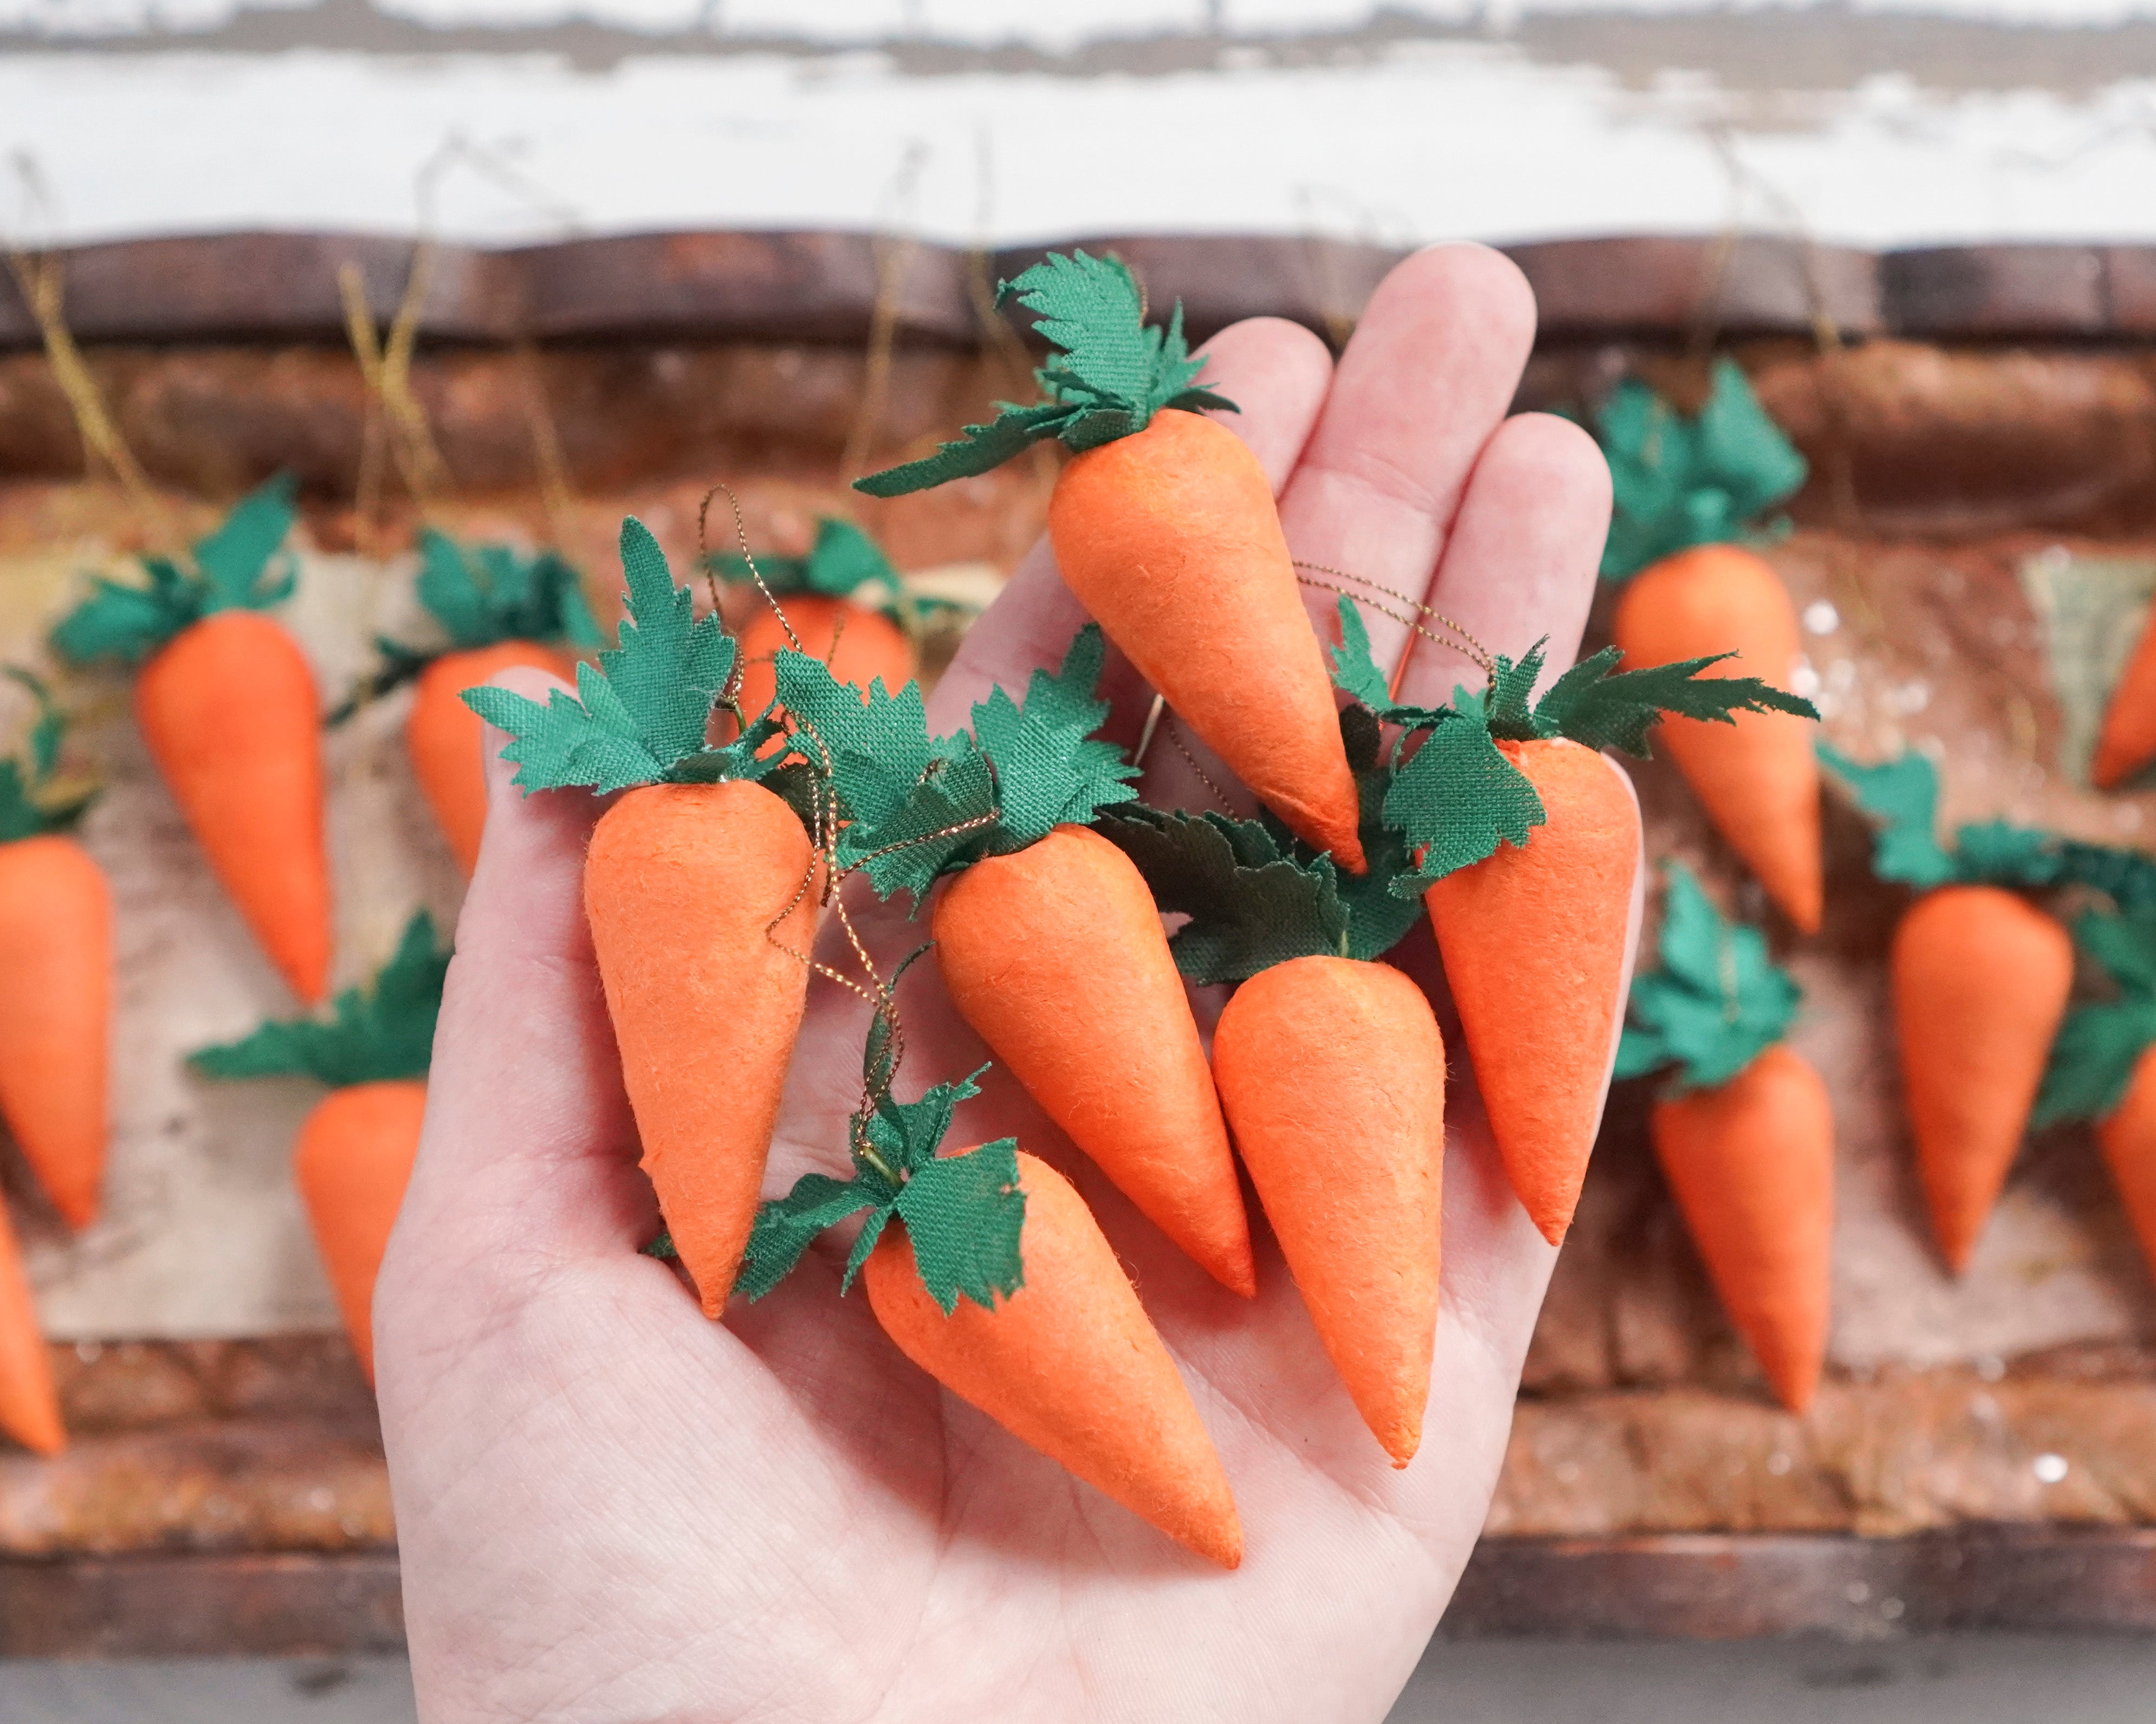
[375,242,1623,1723]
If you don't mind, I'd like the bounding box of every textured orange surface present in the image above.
[732,597,916,718]
[407,642,571,877]
[1425,739,1639,1244]
[1650,1045,1834,1412]
[134,611,331,1004]
[1612,544,1822,933]
[862,1149,1241,1567]
[293,1081,425,1386]
[2097,1045,2156,1286]
[1213,956,1446,1465]
[584,780,816,1315]
[1892,885,2074,1273]
[933,825,1254,1294]
[2093,609,2156,788]
[0,1204,62,1457]
[1048,410,1365,871]
[0,834,110,1228]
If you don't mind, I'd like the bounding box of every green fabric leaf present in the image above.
[775,650,938,829]
[1816,742,1957,890]
[1535,647,1817,757]
[840,742,1000,902]
[1479,646,1549,742]
[1951,821,2066,890]
[189,911,448,1087]
[852,250,1234,496]
[2077,908,2156,995]
[1594,359,1808,582]
[1382,714,1546,895]
[734,1173,886,1301]
[2050,841,2156,917]
[51,475,298,665]
[2035,1003,2156,1127]
[969,624,1138,854]
[711,517,903,607]
[894,1138,1025,1315]
[1619,861,1801,1093]
[1330,595,1395,711]
[414,530,601,651]
[0,669,94,841]
[458,517,738,794]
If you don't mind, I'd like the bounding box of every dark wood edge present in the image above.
[7,1529,2156,1655]
[5,230,2156,349]
[1446,1527,2156,1639]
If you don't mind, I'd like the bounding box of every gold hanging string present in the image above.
[515,338,577,552]
[841,142,929,484]
[1290,558,1493,675]
[339,244,451,535]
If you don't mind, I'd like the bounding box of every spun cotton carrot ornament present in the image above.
[2034,909,2156,1285]
[781,627,1253,1294]
[737,1025,1241,1568]
[854,249,1365,871]
[1331,597,1817,1244]
[190,911,448,1382]
[50,474,331,1002]
[338,531,601,876]
[1590,360,1822,931]
[1098,712,1441,1463]
[464,518,822,1316]
[710,516,922,716]
[1819,742,2107,1271]
[1615,862,1831,1412]
[0,670,109,1229]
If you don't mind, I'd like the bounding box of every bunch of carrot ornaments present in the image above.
[470,253,1813,1565]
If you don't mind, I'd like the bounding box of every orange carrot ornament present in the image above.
[338,532,601,876]
[710,516,922,717]
[1818,743,2112,1271]
[1590,361,1822,931]
[737,1025,1241,1568]
[464,519,821,1317]
[782,628,1253,1294]
[854,250,1365,870]
[1097,716,1442,1464]
[1615,862,1832,1412]
[1331,597,1817,1243]
[50,474,331,1002]
[2035,909,2156,1284]
[190,911,448,1382]
[0,670,109,1230]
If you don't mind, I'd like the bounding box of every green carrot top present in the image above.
[2034,909,2156,1129]
[709,516,903,608]
[410,530,602,654]
[731,984,1026,1313]
[1592,358,1808,583]
[462,517,795,801]
[1818,741,2156,908]
[189,911,448,1088]
[0,669,95,841]
[51,473,299,666]
[1616,861,1801,1094]
[852,250,1234,497]
[1329,595,1818,893]
[1092,707,1420,983]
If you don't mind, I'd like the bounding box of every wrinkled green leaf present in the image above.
[0,668,95,841]
[969,625,1137,854]
[1816,742,1957,890]
[893,1139,1026,1315]
[415,530,601,651]
[735,1174,886,1301]
[1383,716,1546,895]
[1536,647,1817,758]
[189,911,448,1087]
[2034,909,2156,1127]
[711,516,903,608]
[1617,861,1801,1093]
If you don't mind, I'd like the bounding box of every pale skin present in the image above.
[375,242,1632,1723]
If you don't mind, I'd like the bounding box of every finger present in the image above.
[925,316,1334,761]
[1273,244,1539,679]
[396,669,644,1262]
[1395,411,1612,703]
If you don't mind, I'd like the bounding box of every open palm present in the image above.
[375,243,1623,1723]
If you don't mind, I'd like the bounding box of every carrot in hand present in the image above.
[711,516,920,717]
[1100,730,1442,1463]
[0,670,110,1229]
[1818,744,2116,1269]
[783,627,1254,1295]
[1616,863,1832,1411]
[1332,599,1817,1242]
[51,475,330,1002]
[465,520,820,1314]
[338,532,601,876]
[2030,908,2156,1284]
[190,911,449,1381]
[739,1043,1240,1567]
[854,251,1365,871]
